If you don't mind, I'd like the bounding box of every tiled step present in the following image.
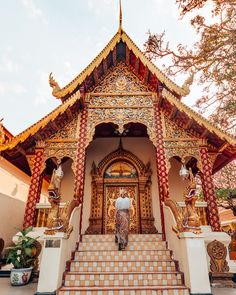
[82,234,163,242]
[69,260,177,272]
[64,272,183,287]
[78,241,167,251]
[58,286,189,295]
[74,250,171,261]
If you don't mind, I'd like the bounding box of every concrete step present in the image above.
[69,260,177,273]
[82,234,163,243]
[64,272,183,287]
[74,250,171,261]
[58,286,190,295]
[78,241,167,251]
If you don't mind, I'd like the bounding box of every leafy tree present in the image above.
[144,0,236,132]
[214,160,236,200]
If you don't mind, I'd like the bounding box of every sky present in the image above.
[0,0,203,135]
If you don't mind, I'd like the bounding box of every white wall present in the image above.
[82,137,162,233]
[0,156,47,247]
[60,159,75,202]
[168,157,187,202]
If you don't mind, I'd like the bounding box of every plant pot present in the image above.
[10,267,33,286]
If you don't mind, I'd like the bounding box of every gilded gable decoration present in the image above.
[86,108,156,147]
[42,141,77,175]
[92,62,149,93]
[162,114,201,171]
[49,115,78,140]
[89,95,153,109]
[164,116,194,139]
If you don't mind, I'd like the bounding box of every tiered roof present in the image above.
[0,25,235,174]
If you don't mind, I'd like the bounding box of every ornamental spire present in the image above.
[119,0,123,33]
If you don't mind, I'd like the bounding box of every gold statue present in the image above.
[45,165,66,234]
[164,169,202,235]
[182,169,201,233]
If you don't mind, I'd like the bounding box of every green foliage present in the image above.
[6,227,38,269]
[215,188,236,201]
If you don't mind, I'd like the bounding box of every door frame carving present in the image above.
[85,143,157,234]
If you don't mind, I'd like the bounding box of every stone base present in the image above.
[210,272,236,288]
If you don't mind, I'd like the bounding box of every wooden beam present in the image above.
[93,67,99,85]
[200,129,209,138]
[112,46,117,66]
[157,95,164,107]
[144,67,149,84]
[134,58,140,74]
[184,118,193,130]
[218,142,229,153]
[102,58,108,75]
[169,107,178,120]
[50,120,58,131]
[126,46,130,65]
[66,108,73,121]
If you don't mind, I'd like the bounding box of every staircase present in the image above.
[58,234,189,295]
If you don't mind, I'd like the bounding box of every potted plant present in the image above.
[6,227,39,286]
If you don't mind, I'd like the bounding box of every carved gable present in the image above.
[164,115,195,139]
[49,115,78,140]
[92,62,150,93]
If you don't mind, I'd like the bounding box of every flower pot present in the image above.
[10,267,33,286]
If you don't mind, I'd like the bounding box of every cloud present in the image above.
[87,0,114,14]
[34,71,51,105]
[0,55,19,73]
[21,0,48,24]
[0,82,27,95]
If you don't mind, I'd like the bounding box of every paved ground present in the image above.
[0,278,235,295]
[0,278,37,295]
[212,288,236,295]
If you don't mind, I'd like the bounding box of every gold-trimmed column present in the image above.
[74,108,88,203]
[199,143,221,232]
[23,141,45,229]
[153,103,169,237]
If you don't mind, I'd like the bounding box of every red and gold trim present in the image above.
[200,146,221,232]
[23,148,44,228]
[154,103,169,238]
[74,108,88,203]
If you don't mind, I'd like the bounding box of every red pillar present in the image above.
[74,108,88,203]
[23,146,44,229]
[200,145,221,232]
[153,103,169,238]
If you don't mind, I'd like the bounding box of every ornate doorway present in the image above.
[103,160,140,233]
[86,143,157,234]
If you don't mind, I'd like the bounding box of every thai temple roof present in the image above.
[0,5,235,174]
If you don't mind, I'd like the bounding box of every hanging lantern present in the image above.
[179,164,189,181]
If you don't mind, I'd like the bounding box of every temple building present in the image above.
[0,5,236,295]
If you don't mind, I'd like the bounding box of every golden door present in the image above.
[104,185,140,234]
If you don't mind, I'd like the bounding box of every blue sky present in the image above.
[0,0,201,135]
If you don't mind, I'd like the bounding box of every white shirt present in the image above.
[115,197,131,210]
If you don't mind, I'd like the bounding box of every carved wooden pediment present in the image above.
[92,61,150,93]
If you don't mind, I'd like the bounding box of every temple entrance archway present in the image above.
[85,140,157,234]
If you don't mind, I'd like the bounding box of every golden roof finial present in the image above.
[119,0,123,33]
